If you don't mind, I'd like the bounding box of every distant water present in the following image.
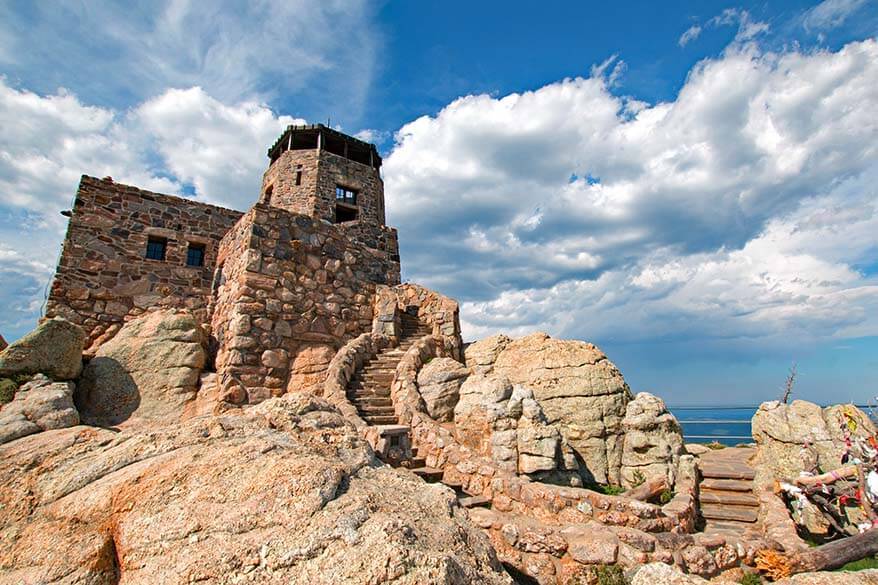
[668,407,757,447]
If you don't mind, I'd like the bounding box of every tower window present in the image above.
[335,185,357,205]
[186,243,206,267]
[295,170,302,185]
[145,236,167,261]
[262,185,273,205]
[335,205,358,223]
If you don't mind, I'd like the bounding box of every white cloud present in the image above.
[803,0,867,31]
[385,39,878,354]
[0,0,378,122]
[679,25,702,47]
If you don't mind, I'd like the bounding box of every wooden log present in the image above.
[793,465,857,487]
[757,528,878,580]
[623,476,668,501]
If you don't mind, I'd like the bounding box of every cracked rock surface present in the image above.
[0,394,511,585]
[465,332,631,484]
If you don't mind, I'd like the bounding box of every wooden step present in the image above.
[700,478,753,492]
[410,457,426,468]
[700,489,759,507]
[700,464,755,480]
[412,467,444,482]
[459,495,491,509]
[701,503,758,523]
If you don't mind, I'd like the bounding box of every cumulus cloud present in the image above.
[803,0,867,31]
[385,39,878,355]
[0,79,299,338]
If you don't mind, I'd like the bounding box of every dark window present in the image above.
[186,243,206,267]
[263,185,273,205]
[335,204,358,223]
[335,185,357,205]
[295,170,302,185]
[145,236,167,261]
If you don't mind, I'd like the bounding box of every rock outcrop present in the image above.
[0,334,6,352]
[621,392,685,489]
[453,375,580,482]
[75,310,208,426]
[0,318,84,381]
[0,374,79,445]
[752,400,876,484]
[0,393,512,584]
[465,332,631,484]
[417,357,468,421]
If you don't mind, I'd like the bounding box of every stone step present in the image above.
[700,489,759,507]
[700,464,756,481]
[358,404,395,414]
[412,467,444,482]
[349,393,391,403]
[700,478,753,492]
[703,520,748,539]
[353,397,393,407]
[701,503,758,523]
[363,415,398,425]
[410,457,426,468]
[459,495,492,509]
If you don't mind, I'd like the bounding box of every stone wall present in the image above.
[210,204,400,403]
[46,176,242,352]
[260,149,386,226]
[372,283,463,359]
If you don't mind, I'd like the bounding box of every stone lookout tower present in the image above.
[46,123,459,406]
[261,124,386,226]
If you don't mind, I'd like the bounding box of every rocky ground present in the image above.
[2,312,878,584]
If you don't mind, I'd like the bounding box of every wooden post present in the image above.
[317,130,322,152]
[287,131,292,151]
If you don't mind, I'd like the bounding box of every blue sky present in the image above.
[1,0,877,405]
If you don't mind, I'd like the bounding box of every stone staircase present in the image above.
[346,312,430,425]
[698,447,760,538]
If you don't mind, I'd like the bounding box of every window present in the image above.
[186,243,206,267]
[335,205,358,223]
[295,170,302,185]
[262,185,273,205]
[335,185,357,205]
[145,236,167,261]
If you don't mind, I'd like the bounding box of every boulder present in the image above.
[0,394,512,584]
[0,318,84,380]
[75,310,207,426]
[621,392,685,489]
[465,332,631,485]
[417,357,468,421]
[0,374,79,444]
[454,377,579,482]
[752,400,877,484]
[0,333,6,351]
[465,334,511,375]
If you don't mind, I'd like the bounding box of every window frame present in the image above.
[335,185,357,205]
[145,236,167,261]
[186,242,206,267]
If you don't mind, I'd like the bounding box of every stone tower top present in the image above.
[260,124,386,226]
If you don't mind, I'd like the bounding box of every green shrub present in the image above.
[659,489,675,504]
[595,564,627,585]
[705,441,727,450]
[740,572,762,585]
[0,378,15,404]
[631,470,645,487]
[836,556,878,571]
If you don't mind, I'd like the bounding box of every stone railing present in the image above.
[322,332,390,428]
[388,334,699,534]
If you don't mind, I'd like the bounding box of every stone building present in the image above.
[46,124,458,403]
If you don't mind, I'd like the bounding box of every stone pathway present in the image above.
[698,447,761,539]
[346,312,430,425]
